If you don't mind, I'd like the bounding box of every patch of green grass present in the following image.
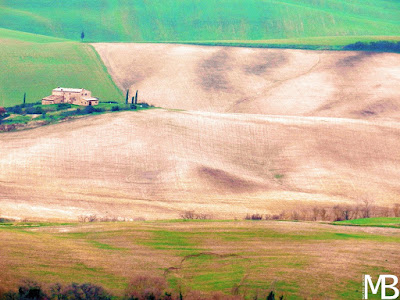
[88,240,127,251]
[334,217,400,228]
[0,35,123,107]
[141,230,201,255]
[216,227,400,243]
[3,115,31,124]
[0,222,76,229]
[188,262,245,292]
[0,28,68,43]
[0,1,399,42]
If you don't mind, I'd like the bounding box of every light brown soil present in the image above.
[94,43,400,121]
[1,109,399,220]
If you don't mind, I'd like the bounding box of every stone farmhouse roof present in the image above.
[53,87,84,93]
[42,95,64,101]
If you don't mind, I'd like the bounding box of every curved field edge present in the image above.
[93,43,400,121]
[0,32,123,107]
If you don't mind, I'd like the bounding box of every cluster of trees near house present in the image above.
[0,90,152,131]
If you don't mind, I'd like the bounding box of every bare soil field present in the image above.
[94,43,400,121]
[1,110,399,220]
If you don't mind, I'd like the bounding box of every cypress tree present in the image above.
[135,90,138,104]
[125,89,129,105]
[23,92,26,105]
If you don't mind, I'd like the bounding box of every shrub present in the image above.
[60,110,77,118]
[51,283,111,300]
[394,204,400,217]
[82,106,96,114]
[25,106,44,115]
[94,107,105,113]
[180,210,211,220]
[111,106,120,111]
[6,105,22,114]
[0,218,13,223]
[141,103,150,108]
[244,214,263,220]
[125,275,171,300]
[180,210,195,220]
[78,215,98,222]
[1,280,47,300]
[57,103,71,110]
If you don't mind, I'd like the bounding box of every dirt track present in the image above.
[94,43,400,120]
[1,110,399,220]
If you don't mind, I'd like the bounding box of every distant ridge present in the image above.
[0,0,399,43]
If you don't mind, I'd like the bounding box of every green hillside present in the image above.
[0,29,122,106]
[0,0,399,43]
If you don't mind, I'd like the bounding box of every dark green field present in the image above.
[1,0,399,106]
[0,0,399,42]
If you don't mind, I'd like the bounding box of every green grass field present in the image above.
[0,220,399,299]
[0,29,123,107]
[334,217,400,228]
[0,0,399,42]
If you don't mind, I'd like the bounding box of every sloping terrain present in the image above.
[0,0,399,42]
[0,29,122,106]
[94,43,400,120]
[1,110,399,220]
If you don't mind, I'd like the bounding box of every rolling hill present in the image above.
[0,0,399,43]
[94,43,400,120]
[1,110,399,220]
[0,28,122,106]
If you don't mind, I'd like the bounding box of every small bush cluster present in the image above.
[0,217,13,223]
[59,106,105,117]
[245,214,263,220]
[180,210,211,220]
[125,276,172,300]
[110,104,138,112]
[77,215,139,222]
[6,105,23,114]
[25,106,44,115]
[57,103,72,110]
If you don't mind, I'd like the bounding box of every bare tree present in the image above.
[361,198,374,218]
[393,203,400,217]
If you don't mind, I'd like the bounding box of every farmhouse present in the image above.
[42,87,99,106]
